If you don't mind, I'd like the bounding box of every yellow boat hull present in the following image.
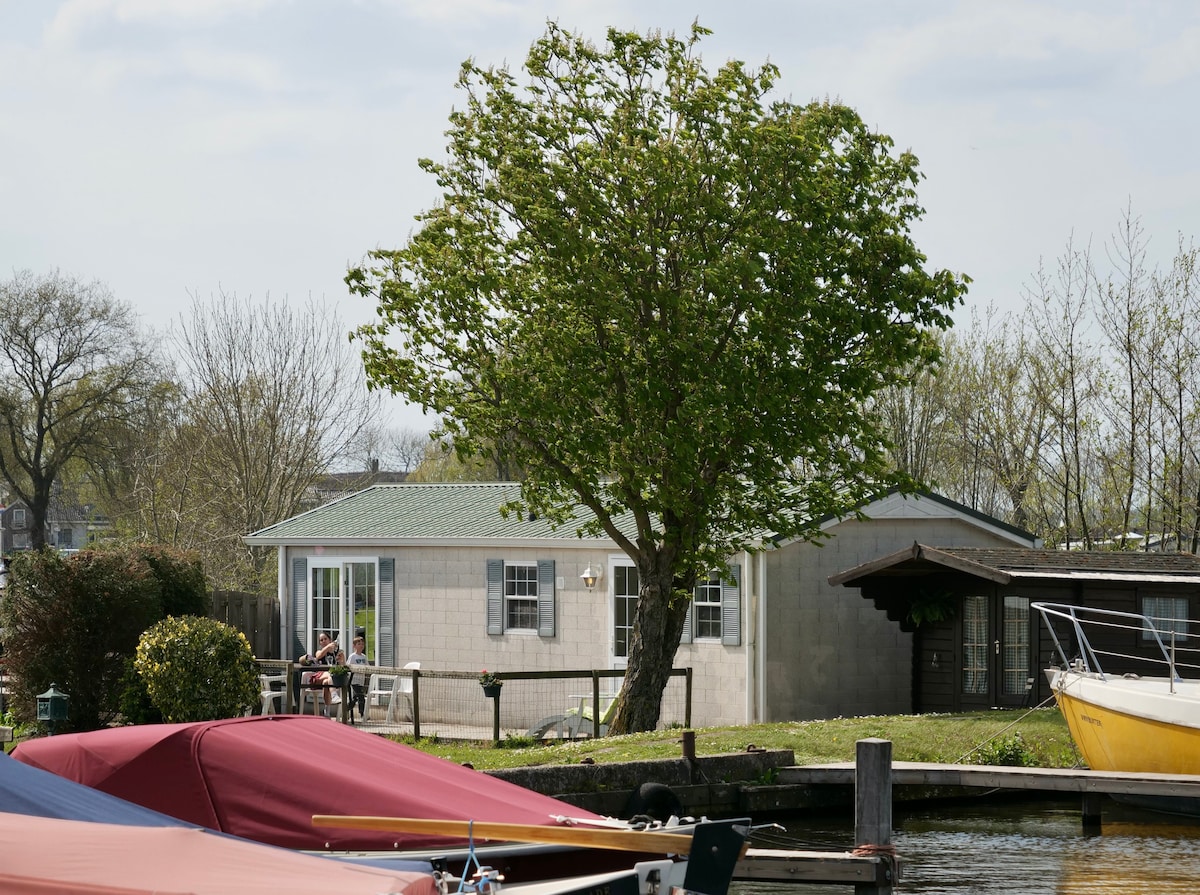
[1050,670,1200,775]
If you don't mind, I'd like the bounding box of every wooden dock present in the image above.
[780,761,1200,797]
[779,760,1200,831]
[735,847,891,886]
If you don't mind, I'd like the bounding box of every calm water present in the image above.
[733,797,1200,894]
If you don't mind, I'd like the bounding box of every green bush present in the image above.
[968,732,1035,767]
[135,616,258,722]
[0,549,162,731]
[127,545,208,618]
[117,655,162,725]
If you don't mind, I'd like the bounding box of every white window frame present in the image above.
[693,572,723,640]
[504,561,539,632]
[12,507,25,529]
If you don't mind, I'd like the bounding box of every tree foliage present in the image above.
[0,549,162,731]
[0,270,154,549]
[134,615,258,722]
[349,24,965,731]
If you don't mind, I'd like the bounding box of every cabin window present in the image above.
[1141,596,1189,642]
[504,562,539,630]
[613,562,638,659]
[485,559,555,637]
[693,573,723,639]
[681,566,742,645]
[962,594,988,694]
[12,508,25,529]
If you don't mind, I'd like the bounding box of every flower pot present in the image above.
[330,672,349,688]
[481,684,502,698]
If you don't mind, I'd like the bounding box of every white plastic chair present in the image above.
[366,673,396,719]
[385,661,421,725]
[247,674,286,716]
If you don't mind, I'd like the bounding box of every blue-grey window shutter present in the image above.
[486,559,503,635]
[378,558,395,668]
[291,557,307,659]
[537,559,555,637]
[681,593,694,644]
[721,564,742,646]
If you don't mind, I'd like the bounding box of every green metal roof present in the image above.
[244,483,624,545]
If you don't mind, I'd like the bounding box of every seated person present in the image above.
[299,631,343,714]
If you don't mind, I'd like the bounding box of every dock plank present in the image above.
[734,848,890,885]
[779,762,1200,797]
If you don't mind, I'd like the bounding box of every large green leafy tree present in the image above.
[349,24,967,732]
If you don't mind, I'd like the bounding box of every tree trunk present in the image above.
[608,553,689,734]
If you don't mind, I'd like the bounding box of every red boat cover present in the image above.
[12,715,603,851]
[0,811,438,895]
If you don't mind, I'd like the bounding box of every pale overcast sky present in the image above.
[3,2,1198,431]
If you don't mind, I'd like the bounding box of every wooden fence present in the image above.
[211,590,280,659]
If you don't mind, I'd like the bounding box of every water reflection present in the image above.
[734,798,1200,894]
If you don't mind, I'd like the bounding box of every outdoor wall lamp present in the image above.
[36,683,69,735]
[580,564,601,589]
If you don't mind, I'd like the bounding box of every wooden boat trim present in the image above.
[313,815,702,854]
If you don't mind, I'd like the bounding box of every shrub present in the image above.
[969,732,1034,767]
[0,549,162,731]
[135,616,258,721]
[128,545,209,618]
[117,656,162,725]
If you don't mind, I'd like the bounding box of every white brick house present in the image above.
[245,484,1037,727]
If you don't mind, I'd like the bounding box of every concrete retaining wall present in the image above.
[483,749,847,817]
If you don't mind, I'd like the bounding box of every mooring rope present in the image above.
[954,694,1057,764]
[851,843,897,858]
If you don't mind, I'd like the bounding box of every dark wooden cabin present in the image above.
[829,544,1200,712]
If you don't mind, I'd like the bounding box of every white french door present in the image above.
[306,560,378,662]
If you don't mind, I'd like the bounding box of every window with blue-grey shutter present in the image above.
[291,557,307,660]
[721,564,741,646]
[486,559,504,634]
[486,558,555,636]
[378,558,395,667]
[537,559,555,637]
[682,565,741,645]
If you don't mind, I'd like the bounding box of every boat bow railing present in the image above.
[1033,601,1197,684]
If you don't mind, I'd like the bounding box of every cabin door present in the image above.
[305,560,378,663]
[960,593,1032,709]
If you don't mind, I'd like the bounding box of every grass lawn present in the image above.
[392,708,1082,772]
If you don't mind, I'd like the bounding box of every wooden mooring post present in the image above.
[855,738,895,894]
[733,738,897,890]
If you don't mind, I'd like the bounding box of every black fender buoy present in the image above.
[623,782,683,822]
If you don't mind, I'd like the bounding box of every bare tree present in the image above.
[165,292,378,588]
[0,270,154,549]
[1027,238,1104,548]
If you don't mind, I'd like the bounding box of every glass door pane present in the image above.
[962,594,988,695]
[1002,595,1030,699]
[612,562,638,668]
[309,566,341,655]
[345,562,377,663]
